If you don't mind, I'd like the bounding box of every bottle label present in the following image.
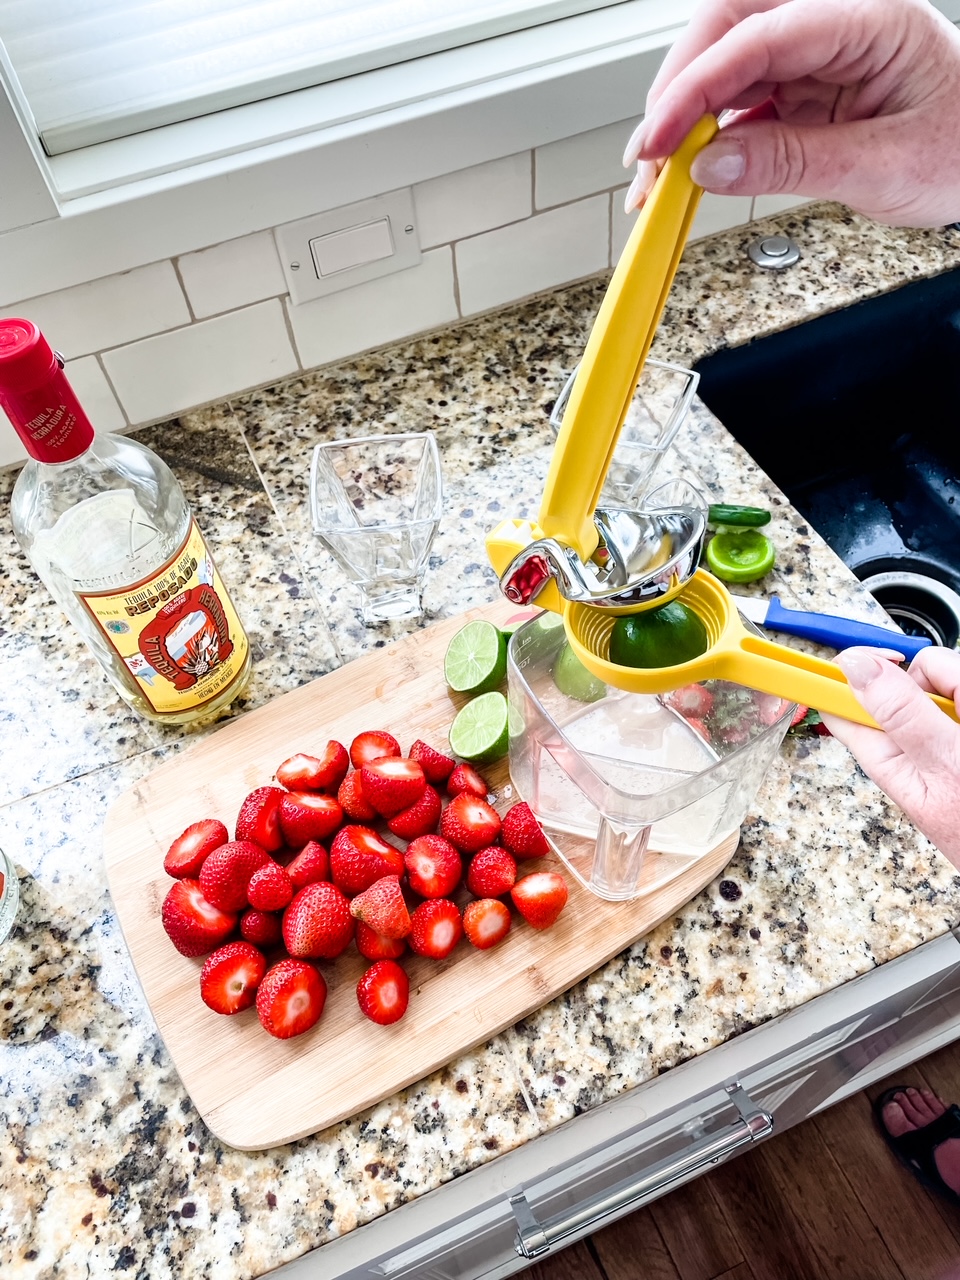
[77,520,249,715]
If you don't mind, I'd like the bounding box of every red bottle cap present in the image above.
[0,318,94,463]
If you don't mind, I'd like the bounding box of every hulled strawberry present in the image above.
[356,921,407,961]
[199,941,266,1015]
[439,793,501,854]
[163,818,228,879]
[499,802,550,859]
[161,879,238,957]
[278,791,343,846]
[663,684,715,720]
[286,840,330,888]
[282,882,355,959]
[466,846,517,898]
[240,907,283,947]
[199,840,272,912]
[356,959,409,1025]
[403,834,462,899]
[446,763,489,798]
[330,826,405,896]
[350,876,411,940]
[386,784,442,840]
[360,757,426,816]
[256,959,327,1039]
[337,770,378,822]
[409,899,462,959]
[247,861,294,912]
[408,739,456,784]
[462,898,511,950]
[511,871,568,930]
[350,729,401,769]
[235,786,285,852]
[276,740,349,793]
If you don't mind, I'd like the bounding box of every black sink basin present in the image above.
[694,265,960,643]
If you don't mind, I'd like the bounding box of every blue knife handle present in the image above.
[763,597,933,661]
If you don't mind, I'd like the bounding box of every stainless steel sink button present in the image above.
[748,234,801,269]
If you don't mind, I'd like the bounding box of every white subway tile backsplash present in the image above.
[65,356,127,434]
[288,246,458,369]
[102,300,298,424]
[178,231,287,319]
[414,154,532,249]
[9,262,190,360]
[752,195,814,219]
[535,118,637,210]
[611,189,753,261]
[456,196,609,316]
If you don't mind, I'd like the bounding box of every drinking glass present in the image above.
[310,432,443,624]
[549,358,699,507]
[0,848,19,943]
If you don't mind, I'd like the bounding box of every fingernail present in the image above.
[836,650,885,691]
[622,119,647,167]
[690,137,746,190]
[624,162,656,213]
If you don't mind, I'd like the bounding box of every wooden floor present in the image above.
[524,1039,960,1280]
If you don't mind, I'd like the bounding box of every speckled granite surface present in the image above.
[3,203,960,1276]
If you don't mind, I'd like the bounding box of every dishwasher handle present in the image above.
[509,1082,772,1260]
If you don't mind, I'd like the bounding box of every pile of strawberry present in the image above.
[159,730,568,1039]
[662,682,813,745]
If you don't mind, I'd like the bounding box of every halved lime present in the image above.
[553,642,606,703]
[609,600,708,669]
[706,530,776,583]
[444,620,508,694]
[448,691,510,763]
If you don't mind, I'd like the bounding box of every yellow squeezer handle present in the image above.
[538,114,719,560]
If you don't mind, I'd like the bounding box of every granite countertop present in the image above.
[4,203,960,1277]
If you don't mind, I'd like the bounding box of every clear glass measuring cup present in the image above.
[507,612,794,901]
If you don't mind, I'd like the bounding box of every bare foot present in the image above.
[881,1087,960,1194]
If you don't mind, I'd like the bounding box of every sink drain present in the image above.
[859,570,960,648]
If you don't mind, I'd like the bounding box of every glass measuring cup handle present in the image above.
[729,633,959,727]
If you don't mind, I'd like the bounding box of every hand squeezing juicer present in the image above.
[486,117,957,730]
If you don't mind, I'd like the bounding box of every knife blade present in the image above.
[730,593,933,661]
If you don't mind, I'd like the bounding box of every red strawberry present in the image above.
[467,846,517,898]
[756,693,789,726]
[163,818,228,879]
[350,730,401,769]
[500,802,550,859]
[685,716,711,740]
[337,770,378,822]
[663,684,715,719]
[439,793,501,854]
[387,784,442,840]
[278,791,343,846]
[356,921,407,961]
[286,840,330,887]
[409,739,456,784]
[235,786,285,852]
[360,757,426,816]
[161,879,238,956]
[330,826,405,896]
[350,876,411,940]
[247,861,294,912]
[511,871,568,930]
[463,899,511,950]
[403,834,462,899]
[409,899,462,959]
[282,882,355,958]
[447,763,489,798]
[240,908,283,947]
[276,740,349,793]
[256,959,327,1039]
[199,941,266,1015]
[356,959,409,1025]
[790,703,810,728]
[199,840,272,912]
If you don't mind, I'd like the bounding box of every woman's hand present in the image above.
[822,646,960,867]
[623,0,960,227]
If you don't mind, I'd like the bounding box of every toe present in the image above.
[881,1099,913,1138]
[920,1088,948,1119]
[899,1089,934,1128]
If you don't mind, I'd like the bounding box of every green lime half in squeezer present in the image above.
[608,599,709,670]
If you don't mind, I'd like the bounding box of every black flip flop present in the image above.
[873,1086,960,1207]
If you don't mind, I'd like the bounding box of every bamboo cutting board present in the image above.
[103,600,739,1150]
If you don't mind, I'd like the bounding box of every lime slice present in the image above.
[608,600,708,669]
[444,620,508,694]
[553,642,606,703]
[706,530,776,583]
[448,691,510,763]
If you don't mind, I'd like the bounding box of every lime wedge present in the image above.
[553,642,606,703]
[448,692,510,763]
[444,620,507,694]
